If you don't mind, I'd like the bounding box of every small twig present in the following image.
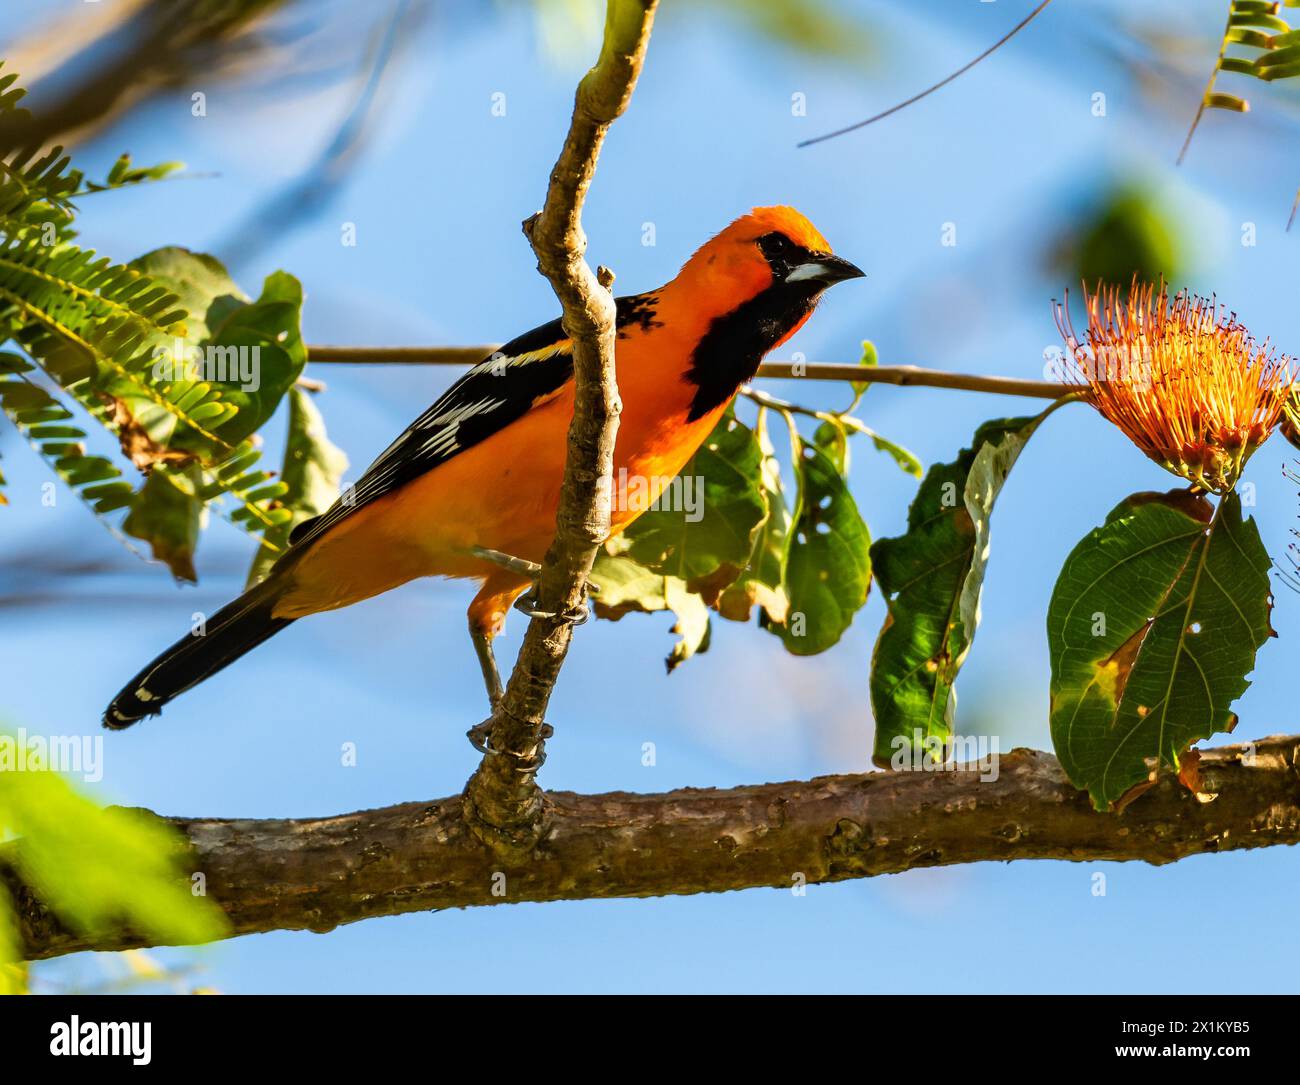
[307,344,504,366]
[306,346,1074,401]
[462,0,658,853]
[757,361,1071,399]
[797,0,1055,149]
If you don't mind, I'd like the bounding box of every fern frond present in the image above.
[1181,2,1300,162]
[199,440,293,550]
[0,353,138,520]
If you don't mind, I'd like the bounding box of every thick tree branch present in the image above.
[462,0,658,850]
[305,346,1071,400]
[9,735,1298,961]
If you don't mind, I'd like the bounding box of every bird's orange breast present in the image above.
[273,320,725,618]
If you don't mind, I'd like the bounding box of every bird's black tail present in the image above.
[103,576,294,729]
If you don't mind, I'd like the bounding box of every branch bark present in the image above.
[10,735,1298,961]
[462,0,658,851]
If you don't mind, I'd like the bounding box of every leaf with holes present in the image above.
[762,432,870,655]
[611,410,767,598]
[716,409,791,624]
[1047,489,1273,811]
[591,551,711,671]
[870,415,1043,766]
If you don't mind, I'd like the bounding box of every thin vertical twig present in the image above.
[463,0,658,852]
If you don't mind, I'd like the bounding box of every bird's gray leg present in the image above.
[469,620,504,711]
[469,546,542,580]
[469,545,597,622]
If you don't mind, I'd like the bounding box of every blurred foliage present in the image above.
[531,0,874,65]
[0,728,227,991]
[1181,1,1300,220]
[0,67,344,584]
[1049,184,1183,289]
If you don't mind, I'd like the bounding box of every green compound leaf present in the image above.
[1047,489,1273,811]
[869,414,1043,766]
[109,249,307,459]
[246,386,347,587]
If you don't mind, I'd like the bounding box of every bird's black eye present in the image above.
[758,232,799,267]
[764,233,793,255]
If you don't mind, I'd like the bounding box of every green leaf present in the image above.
[1206,91,1251,111]
[110,249,307,458]
[591,552,711,671]
[851,339,878,397]
[869,415,1043,766]
[866,427,923,478]
[0,352,135,516]
[611,410,767,599]
[247,387,348,586]
[0,734,227,959]
[122,464,206,582]
[716,410,792,624]
[1047,490,1273,811]
[762,433,871,655]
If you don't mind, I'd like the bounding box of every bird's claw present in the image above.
[466,720,554,773]
[512,588,591,625]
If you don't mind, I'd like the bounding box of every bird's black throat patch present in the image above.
[683,280,821,421]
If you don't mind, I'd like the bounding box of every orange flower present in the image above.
[1053,282,1294,493]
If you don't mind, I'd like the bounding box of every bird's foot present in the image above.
[469,546,600,598]
[512,586,591,625]
[467,719,554,773]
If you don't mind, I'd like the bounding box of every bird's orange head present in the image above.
[672,205,864,310]
[656,207,864,421]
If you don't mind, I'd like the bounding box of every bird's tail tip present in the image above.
[101,697,160,731]
[102,576,292,731]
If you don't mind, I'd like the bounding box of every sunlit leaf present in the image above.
[247,387,347,586]
[591,551,711,671]
[716,409,792,624]
[1047,490,1273,811]
[762,433,870,655]
[122,464,205,582]
[612,410,767,598]
[870,415,1044,766]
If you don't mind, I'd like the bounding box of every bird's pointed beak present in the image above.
[784,252,866,286]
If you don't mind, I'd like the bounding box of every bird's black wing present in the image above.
[285,317,575,552]
[283,292,663,555]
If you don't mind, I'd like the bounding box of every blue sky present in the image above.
[4,0,1298,992]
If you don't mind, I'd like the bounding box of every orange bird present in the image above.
[104,206,864,727]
